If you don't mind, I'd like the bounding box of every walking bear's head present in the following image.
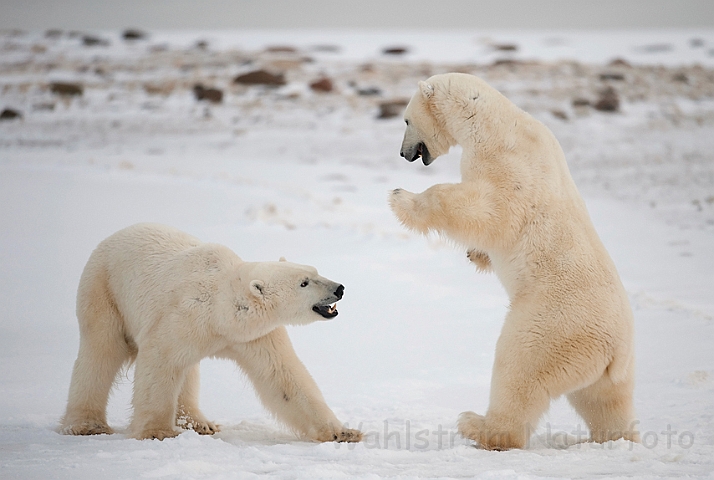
[238,258,344,326]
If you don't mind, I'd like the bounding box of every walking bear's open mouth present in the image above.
[312,303,338,318]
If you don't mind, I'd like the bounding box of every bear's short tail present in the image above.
[606,344,634,385]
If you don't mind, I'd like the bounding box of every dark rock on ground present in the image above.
[233,70,286,86]
[600,72,625,81]
[492,43,518,51]
[383,46,408,55]
[193,84,223,103]
[50,82,83,96]
[266,46,298,53]
[82,35,110,47]
[377,99,409,119]
[309,77,333,93]
[123,29,147,41]
[594,87,620,112]
[608,58,632,67]
[0,108,22,120]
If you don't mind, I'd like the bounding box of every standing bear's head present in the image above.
[237,258,344,327]
[400,73,509,166]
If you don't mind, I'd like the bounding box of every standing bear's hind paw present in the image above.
[457,411,527,451]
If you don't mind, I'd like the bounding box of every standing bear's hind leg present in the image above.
[567,373,640,444]
[458,365,551,450]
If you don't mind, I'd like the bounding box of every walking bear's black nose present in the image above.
[335,284,344,300]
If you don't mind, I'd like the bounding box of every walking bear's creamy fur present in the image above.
[60,223,361,442]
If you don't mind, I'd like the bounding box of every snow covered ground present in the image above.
[1,29,713,478]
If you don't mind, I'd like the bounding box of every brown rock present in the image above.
[144,83,174,96]
[594,87,619,112]
[266,46,298,53]
[0,108,22,120]
[309,77,333,93]
[551,110,568,120]
[608,58,631,67]
[50,82,83,96]
[599,72,625,81]
[492,43,518,51]
[383,46,408,55]
[82,35,109,47]
[377,99,409,119]
[672,72,689,83]
[123,29,146,41]
[572,98,590,107]
[491,59,526,67]
[233,70,286,86]
[193,84,223,103]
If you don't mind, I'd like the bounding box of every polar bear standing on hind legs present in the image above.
[389,73,639,450]
[60,223,361,443]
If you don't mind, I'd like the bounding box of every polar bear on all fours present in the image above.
[60,223,361,443]
[389,73,639,450]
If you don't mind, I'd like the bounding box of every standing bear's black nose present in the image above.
[335,284,344,300]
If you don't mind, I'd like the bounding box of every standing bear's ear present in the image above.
[250,280,265,298]
[279,257,286,262]
[419,81,434,99]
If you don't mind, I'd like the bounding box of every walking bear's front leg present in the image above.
[227,327,362,443]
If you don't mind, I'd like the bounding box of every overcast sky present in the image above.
[2,0,714,31]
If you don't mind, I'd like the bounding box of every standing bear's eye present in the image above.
[405,119,410,126]
[300,280,309,287]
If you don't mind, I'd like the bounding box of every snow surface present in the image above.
[1,30,713,479]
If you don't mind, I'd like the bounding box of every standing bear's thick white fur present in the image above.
[390,73,639,450]
[60,223,362,442]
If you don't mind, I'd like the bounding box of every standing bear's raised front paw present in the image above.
[389,188,427,233]
[466,249,492,272]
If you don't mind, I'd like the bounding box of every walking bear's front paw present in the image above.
[313,424,363,443]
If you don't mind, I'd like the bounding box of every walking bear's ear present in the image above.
[279,257,286,262]
[250,280,265,298]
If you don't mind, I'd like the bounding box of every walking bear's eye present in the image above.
[300,280,309,287]
[405,119,410,126]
